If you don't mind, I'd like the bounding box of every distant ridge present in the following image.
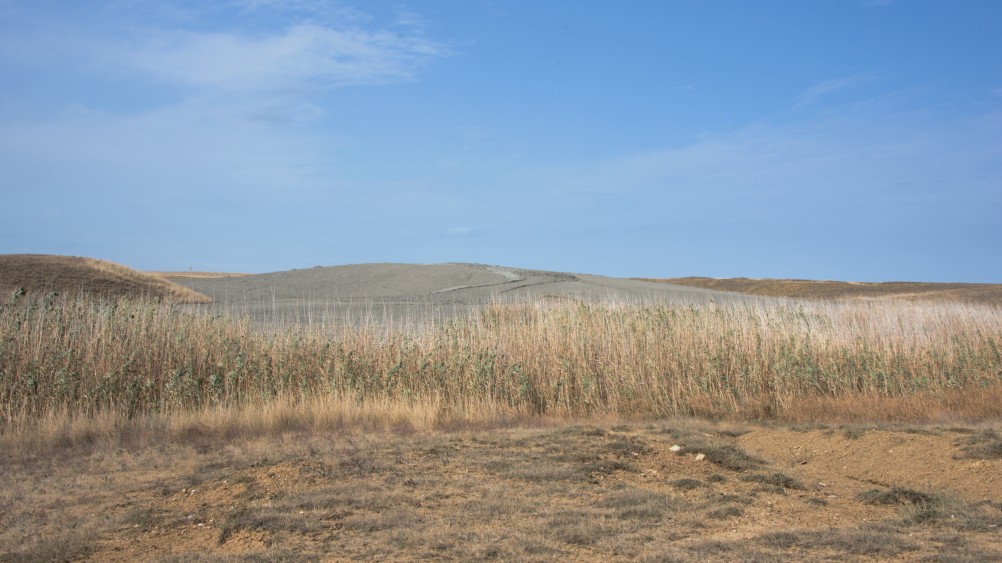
[638,277,1002,305]
[0,254,211,303]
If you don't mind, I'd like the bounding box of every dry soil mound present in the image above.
[0,254,211,303]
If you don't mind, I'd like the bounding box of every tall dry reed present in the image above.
[2,290,1001,433]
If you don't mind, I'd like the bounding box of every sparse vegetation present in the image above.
[739,471,805,491]
[2,420,1001,560]
[706,505,744,519]
[680,440,765,471]
[756,528,921,557]
[3,532,95,562]
[962,429,1002,459]
[859,486,938,506]
[670,478,705,490]
[858,487,1002,532]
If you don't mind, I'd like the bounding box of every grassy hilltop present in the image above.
[0,254,211,303]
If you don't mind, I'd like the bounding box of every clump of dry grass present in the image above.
[2,291,1001,450]
[961,429,1002,459]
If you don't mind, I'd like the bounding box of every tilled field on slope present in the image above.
[167,262,736,328]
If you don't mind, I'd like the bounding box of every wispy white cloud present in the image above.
[796,73,877,107]
[549,104,1002,214]
[395,8,430,31]
[0,2,448,110]
[0,98,337,202]
[0,1,450,246]
[227,0,369,23]
[509,102,1002,280]
[106,23,446,95]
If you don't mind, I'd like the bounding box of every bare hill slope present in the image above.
[0,254,211,303]
[166,263,734,327]
[639,277,1002,306]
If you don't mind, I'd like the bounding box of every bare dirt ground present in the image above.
[165,263,740,328]
[2,422,1000,561]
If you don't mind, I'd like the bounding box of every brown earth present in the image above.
[640,277,1002,306]
[2,422,999,561]
[0,254,211,303]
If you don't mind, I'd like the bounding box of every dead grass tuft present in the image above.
[757,528,921,556]
[686,441,765,471]
[2,532,94,562]
[670,478,706,490]
[855,486,999,529]
[739,471,806,491]
[962,429,1002,459]
[706,505,744,519]
[858,486,938,506]
[596,489,687,521]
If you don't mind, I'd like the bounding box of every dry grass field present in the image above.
[2,257,1000,560]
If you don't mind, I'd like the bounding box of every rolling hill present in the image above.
[638,277,1002,306]
[0,254,211,303]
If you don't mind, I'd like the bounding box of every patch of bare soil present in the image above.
[1,423,999,561]
[738,427,1002,502]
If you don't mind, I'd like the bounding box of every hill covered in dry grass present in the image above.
[641,277,1002,306]
[0,254,210,303]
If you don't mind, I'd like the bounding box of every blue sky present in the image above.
[1,1,1000,281]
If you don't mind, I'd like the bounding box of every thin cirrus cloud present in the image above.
[796,74,878,108]
[0,5,451,241]
[551,101,1001,219]
[107,23,448,95]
